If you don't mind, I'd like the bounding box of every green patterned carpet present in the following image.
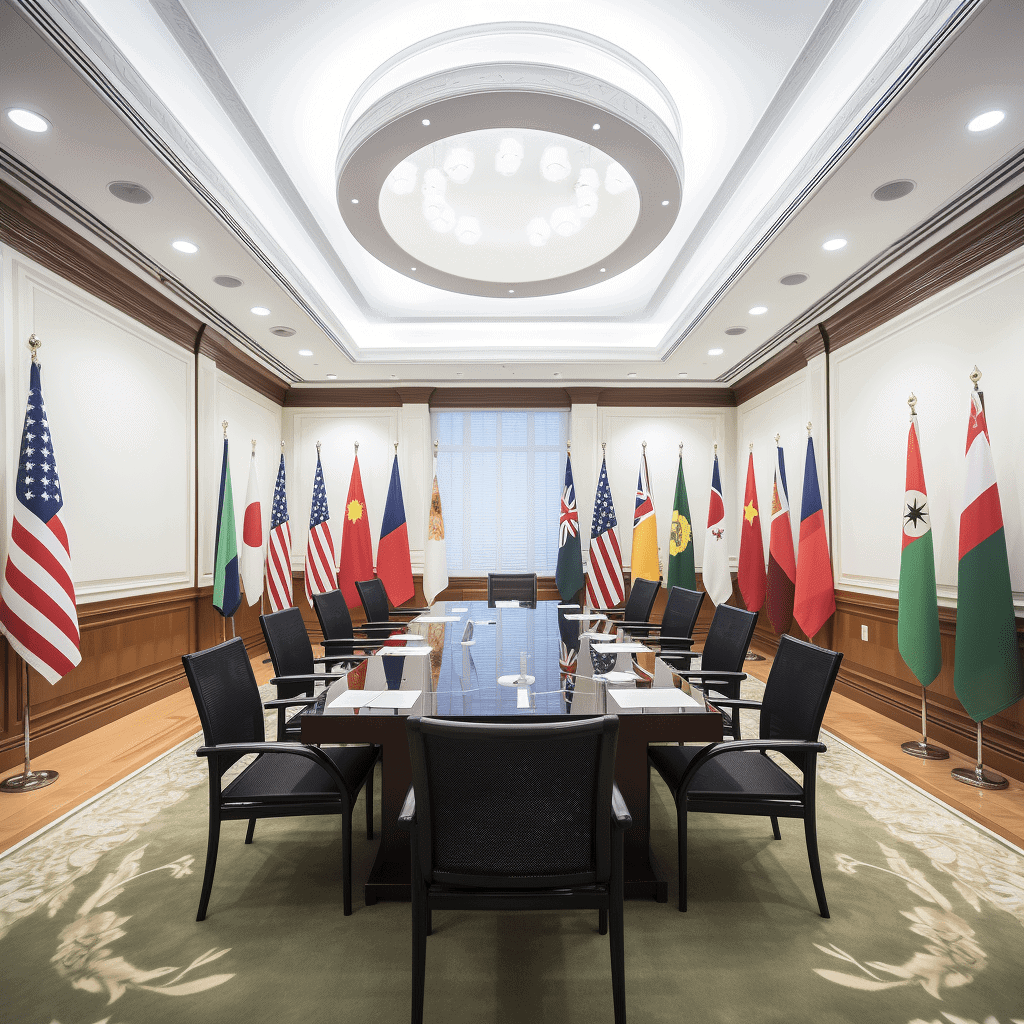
[2,694,1022,1024]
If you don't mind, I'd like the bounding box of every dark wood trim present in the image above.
[199,326,287,405]
[395,387,435,404]
[596,387,736,408]
[284,387,405,408]
[429,387,571,409]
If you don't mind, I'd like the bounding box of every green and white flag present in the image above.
[667,451,696,591]
[213,437,241,616]
[953,390,1024,721]
[897,406,941,686]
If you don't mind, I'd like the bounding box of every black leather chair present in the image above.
[356,577,429,624]
[312,589,385,666]
[637,586,705,665]
[603,576,659,633]
[260,608,353,740]
[400,715,631,1024]
[648,634,843,914]
[486,572,538,607]
[182,638,378,919]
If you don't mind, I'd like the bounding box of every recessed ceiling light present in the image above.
[708,348,724,356]
[872,179,915,202]
[627,372,638,378]
[748,306,768,315]
[422,119,431,126]
[661,200,670,206]
[967,110,1005,133]
[592,123,600,130]
[508,289,514,294]
[599,267,606,273]
[270,326,295,337]
[107,180,152,205]
[350,198,359,204]
[251,306,270,316]
[410,267,416,271]
[822,238,847,251]
[326,373,338,380]
[214,275,243,288]
[725,327,746,336]
[780,273,808,286]
[298,349,313,356]
[677,372,688,378]
[6,108,49,133]
[172,239,198,254]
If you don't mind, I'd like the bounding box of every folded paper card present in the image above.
[608,689,701,710]
[413,615,462,623]
[327,690,378,709]
[370,690,422,709]
[378,645,433,656]
[591,642,650,653]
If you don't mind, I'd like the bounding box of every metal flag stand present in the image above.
[951,367,1008,790]
[2,336,60,793]
[901,685,949,760]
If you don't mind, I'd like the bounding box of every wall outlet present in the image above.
[861,624,869,642]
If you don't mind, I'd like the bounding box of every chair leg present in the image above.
[425,909,432,937]
[366,760,375,841]
[245,818,256,844]
[411,889,427,1024]
[197,811,221,922]
[771,816,781,840]
[803,808,830,919]
[342,812,353,917]
[609,838,627,1024]
[677,798,688,913]
[598,909,608,935]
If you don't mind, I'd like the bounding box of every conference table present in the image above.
[302,600,723,903]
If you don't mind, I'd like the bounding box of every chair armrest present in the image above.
[676,739,828,793]
[675,670,747,681]
[644,635,695,646]
[321,638,383,649]
[263,697,318,709]
[610,784,632,831]
[397,786,416,830]
[196,741,346,790]
[270,673,349,685]
[706,697,762,710]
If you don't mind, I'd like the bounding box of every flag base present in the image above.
[743,651,765,662]
[901,740,949,760]
[1,768,59,793]
[951,765,1008,790]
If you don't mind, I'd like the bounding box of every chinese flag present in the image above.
[338,455,374,609]
[737,450,766,612]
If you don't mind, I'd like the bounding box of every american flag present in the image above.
[304,452,337,602]
[0,362,81,683]
[586,457,625,608]
[266,453,292,612]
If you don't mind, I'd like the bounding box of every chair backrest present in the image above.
[661,587,704,641]
[182,638,265,773]
[701,604,758,673]
[407,716,619,888]
[312,589,355,642]
[487,573,538,607]
[260,607,315,696]
[760,634,843,771]
[623,576,659,623]
[356,578,389,622]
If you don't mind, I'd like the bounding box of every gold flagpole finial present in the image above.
[280,440,285,452]
[602,441,607,456]
[27,334,41,363]
[908,393,918,414]
[567,439,571,455]
[222,420,228,438]
[394,441,399,454]
[678,441,683,455]
[970,365,982,389]
[642,440,647,452]
[434,439,438,453]
[749,442,754,452]
[714,442,718,454]
[774,433,780,445]
[806,421,813,436]
[354,441,359,454]
[316,440,322,456]
[251,439,257,454]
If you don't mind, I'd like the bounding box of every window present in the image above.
[432,409,568,574]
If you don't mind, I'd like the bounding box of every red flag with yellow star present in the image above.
[738,450,766,612]
[338,454,374,609]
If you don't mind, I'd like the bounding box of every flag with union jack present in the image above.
[586,456,624,609]
[304,450,337,603]
[555,451,584,600]
[0,361,81,683]
[631,449,659,586]
[266,453,293,612]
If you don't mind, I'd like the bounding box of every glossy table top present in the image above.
[313,600,708,720]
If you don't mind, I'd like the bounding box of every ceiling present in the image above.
[0,0,1022,386]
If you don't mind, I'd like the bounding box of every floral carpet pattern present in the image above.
[1,687,1021,1024]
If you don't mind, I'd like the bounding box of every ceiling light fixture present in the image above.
[748,306,768,315]
[780,273,808,286]
[527,217,551,247]
[599,267,606,273]
[508,289,515,294]
[251,306,270,316]
[627,372,638,378]
[677,372,688,378]
[421,168,446,197]
[298,349,313,356]
[551,206,582,237]
[661,200,670,206]
[708,348,724,356]
[326,373,338,380]
[872,179,915,202]
[592,124,600,130]
[455,216,481,245]
[724,327,746,336]
[350,198,359,204]
[410,266,416,271]
[822,238,847,251]
[604,161,632,195]
[495,138,524,176]
[270,326,296,337]
[214,275,243,288]
[427,203,455,233]
[967,110,1005,132]
[107,180,152,205]
[171,239,198,254]
[575,168,599,219]
[421,119,430,126]
[6,108,49,132]
[443,147,475,184]
[386,160,418,195]
[540,145,572,182]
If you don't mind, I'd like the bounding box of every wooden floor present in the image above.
[2,652,1023,854]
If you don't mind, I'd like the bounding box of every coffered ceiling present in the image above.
[1,0,1022,386]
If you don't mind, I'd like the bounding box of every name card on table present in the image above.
[414,615,462,622]
[564,613,608,621]
[608,689,702,711]
[494,600,522,608]
[591,642,650,654]
[378,645,433,656]
[327,690,378,709]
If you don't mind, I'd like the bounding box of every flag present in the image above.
[0,361,81,683]
[213,437,241,617]
[953,390,1024,721]
[304,450,337,603]
[556,452,584,600]
[703,452,732,605]
[378,455,414,606]
[766,442,796,634]
[898,407,941,687]
[586,456,625,609]
[793,435,835,638]
[631,450,659,585]
[667,453,696,591]
[338,454,374,609]
[266,453,292,612]
[738,450,766,611]
[240,451,263,606]
[423,452,448,604]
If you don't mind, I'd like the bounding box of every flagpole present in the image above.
[951,368,1009,790]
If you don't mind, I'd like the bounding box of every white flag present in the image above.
[703,452,732,605]
[423,453,448,604]
[240,451,264,606]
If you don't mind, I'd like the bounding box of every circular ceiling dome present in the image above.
[336,63,683,298]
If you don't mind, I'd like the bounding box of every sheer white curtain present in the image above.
[432,409,568,574]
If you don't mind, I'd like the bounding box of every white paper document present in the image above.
[383,633,424,641]
[378,645,433,656]
[414,615,462,622]
[609,689,702,710]
[557,604,580,610]
[516,688,531,708]
[594,671,638,683]
[327,690,378,709]
[451,607,469,612]
[564,613,608,621]
[494,600,522,607]
[592,642,650,653]
[370,690,422,709]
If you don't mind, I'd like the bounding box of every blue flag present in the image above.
[556,452,584,600]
